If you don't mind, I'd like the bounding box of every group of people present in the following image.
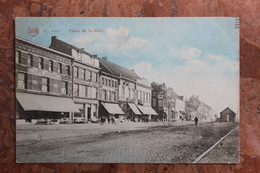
[100,117,116,125]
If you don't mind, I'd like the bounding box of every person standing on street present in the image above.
[194,116,198,126]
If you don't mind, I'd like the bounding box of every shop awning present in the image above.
[137,105,158,115]
[128,103,142,115]
[101,102,124,115]
[16,92,80,113]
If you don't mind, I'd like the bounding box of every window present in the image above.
[114,81,117,88]
[73,84,79,97]
[79,85,86,97]
[49,60,53,72]
[85,70,91,80]
[108,80,111,87]
[74,66,79,77]
[82,69,86,79]
[78,52,82,61]
[39,57,44,69]
[104,90,107,100]
[61,81,68,95]
[102,77,104,85]
[112,81,114,87]
[129,88,131,98]
[143,92,145,102]
[27,54,33,66]
[58,63,62,74]
[16,51,21,64]
[17,73,26,89]
[92,72,96,82]
[153,99,156,107]
[105,79,108,86]
[158,100,163,107]
[112,91,116,101]
[42,77,49,92]
[87,87,92,98]
[66,65,70,76]
[92,87,97,99]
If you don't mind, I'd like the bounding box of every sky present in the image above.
[16,17,239,115]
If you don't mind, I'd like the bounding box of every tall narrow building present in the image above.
[49,36,100,122]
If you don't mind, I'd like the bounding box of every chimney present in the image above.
[81,48,84,51]
[51,36,57,43]
[92,55,97,58]
[102,56,107,61]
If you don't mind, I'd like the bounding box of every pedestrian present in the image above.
[194,116,198,126]
[107,117,110,124]
[111,117,116,124]
[100,117,105,126]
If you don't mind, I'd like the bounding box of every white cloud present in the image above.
[179,46,201,59]
[72,27,147,56]
[205,53,223,61]
[132,57,239,114]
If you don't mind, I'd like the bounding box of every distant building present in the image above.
[219,107,236,122]
[98,57,124,120]
[135,78,157,121]
[99,57,157,122]
[151,82,184,121]
[15,37,79,123]
[185,95,214,121]
[98,57,139,120]
[49,36,100,122]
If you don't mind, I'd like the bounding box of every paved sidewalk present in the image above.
[16,120,197,142]
[198,125,240,163]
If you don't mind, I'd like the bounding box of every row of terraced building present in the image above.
[15,36,213,123]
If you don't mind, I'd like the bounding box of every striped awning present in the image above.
[128,103,142,115]
[101,102,125,115]
[137,105,158,115]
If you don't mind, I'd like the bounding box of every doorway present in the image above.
[87,107,91,120]
[226,114,229,122]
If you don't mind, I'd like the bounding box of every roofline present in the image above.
[52,36,94,57]
[100,71,120,79]
[120,76,137,83]
[74,59,101,70]
[98,59,115,75]
[136,83,152,89]
[16,36,74,59]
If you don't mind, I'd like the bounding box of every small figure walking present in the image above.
[194,116,198,126]
[111,117,116,124]
[100,117,105,126]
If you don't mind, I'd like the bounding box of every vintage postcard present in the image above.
[15,17,239,163]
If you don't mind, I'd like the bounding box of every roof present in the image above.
[99,58,140,81]
[49,36,92,56]
[220,107,235,114]
[16,37,73,59]
[186,95,212,111]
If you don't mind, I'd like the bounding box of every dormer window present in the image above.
[77,52,82,61]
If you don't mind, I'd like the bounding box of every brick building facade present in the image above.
[49,36,100,122]
[15,37,78,122]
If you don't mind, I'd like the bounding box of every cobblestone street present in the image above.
[16,122,238,163]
